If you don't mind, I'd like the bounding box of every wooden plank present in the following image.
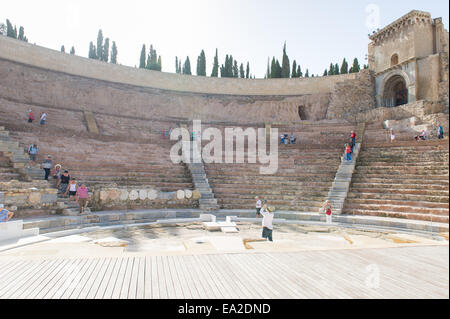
[46,258,85,299]
[161,255,176,298]
[102,257,124,299]
[69,258,102,299]
[213,254,253,299]
[0,260,29,282]
[111,257,129,299]
[156,255,168,299]
[120,257,135,299]
[136,257,146,299]
[52,258,90,299]
[224,254,269,299]
[143,256,152,299]
[166,255,185,299]
[78,258,108,299]
[180,255,209,299]
[94,258,118,299]
[128,257,140,299]
[20,259,64,299]
[86,258,113,299]
[34,258,78,299]
[192,254,223,299]
[171,255,194,299]
[174,255,200,299]
[60,258,96,299]
[151,256,160,299]
[203,254,237,299]
[0,260,47,298]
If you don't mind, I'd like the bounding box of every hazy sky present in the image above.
[1,0,449,77]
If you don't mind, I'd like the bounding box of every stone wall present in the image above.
[0,58,341,124]
[0,35,357,96]
[91,187,200,211]
[0,180,58,214]
[326,70,377,121]
[354,100,445,123]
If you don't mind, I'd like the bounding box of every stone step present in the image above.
[345,198,449,209]
[344,203,449,216]
[344,209,449,223]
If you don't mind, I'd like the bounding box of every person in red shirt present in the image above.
[351,131,356,147]
[28,109,34,123]
[345,144,352,161]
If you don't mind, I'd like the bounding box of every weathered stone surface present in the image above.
[119,190,129,201]
[28,192,41,204]
[148,190,158,200]
[108,189,119,201]
[177,190,185,200]
[192,190,202,200]
[129,190,139,201]
[99,190,109,201]
[139,189,147,200]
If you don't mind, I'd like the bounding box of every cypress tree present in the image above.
[266,58,270,79]
[6,19,16,38]
[139,45,146,68]
[175,57,179,73]
[0,23,6,36]
[233,60,239,78]
[18,26,25,41]
[103,38,110,62]
[70,46,75,55]
[350,58,361,73]
[340,58,348,74]
[197,50,206,76]
[305,69,309,78]
[157,56,162,71]
[111,42,118,64]
[61,45,65,53]
[96,30,103,60]
[334,63,340,75]
[292,60,297,78]
[281,42,290,78]
[88,42,96,59]
[182,57,191,75]
[211,49,219,77]
[329,63,334,75]
[146,45,161,71]
[239,63,245,78]
[323,69,328,76]
[297,65,302,78]
[246,62,250,79]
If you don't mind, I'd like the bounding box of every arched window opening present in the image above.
[391,54,399,66]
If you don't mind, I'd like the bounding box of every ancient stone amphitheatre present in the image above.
[0,10,448,299]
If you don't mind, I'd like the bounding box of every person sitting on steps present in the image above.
[0,205,14,223]
[59,170,70,196]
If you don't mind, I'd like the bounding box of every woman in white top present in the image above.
[260,203,274,242]
[65,178,78,202]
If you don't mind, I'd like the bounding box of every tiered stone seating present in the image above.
[204,123,356,211]
[344,140,449,223]
[0,152,20,182]
[0,100,193,192]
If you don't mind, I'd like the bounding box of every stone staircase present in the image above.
[344,139,449,223]
[325,122,366,214]
[325,143,361,214]
[185,143,219,211]
[0,126,42,181]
